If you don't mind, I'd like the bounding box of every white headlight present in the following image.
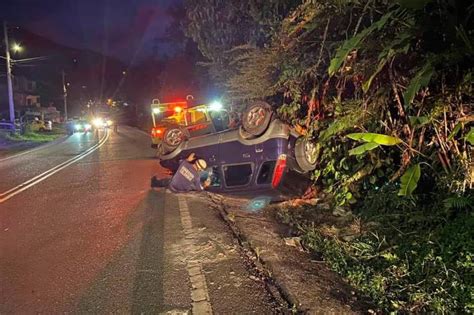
[92,118,104,127]
[209,101,223,111]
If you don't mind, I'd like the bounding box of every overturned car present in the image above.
[159,101,318,192]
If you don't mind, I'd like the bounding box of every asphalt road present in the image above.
[0,127,276,314]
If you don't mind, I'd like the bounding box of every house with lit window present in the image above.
[12,75,41,108]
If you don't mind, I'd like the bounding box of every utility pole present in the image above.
[3,21,15,123]
[62,70,68,120]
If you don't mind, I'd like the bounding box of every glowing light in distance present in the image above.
[209,101,223,111]
[92,117,104,128]
[12,43,23,52]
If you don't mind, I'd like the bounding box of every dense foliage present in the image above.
[184,0,473,312]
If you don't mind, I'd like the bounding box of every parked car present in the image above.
[28,119,52,132]
[0,122,20,135]
[159,101,318,192]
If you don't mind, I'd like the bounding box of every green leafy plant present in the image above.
[398,163,421,196]
[346,133,402,146]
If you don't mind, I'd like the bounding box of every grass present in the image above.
[4,126,65,143]
[275,186,474,313]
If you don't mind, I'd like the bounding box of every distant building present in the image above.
[12,75,41,108]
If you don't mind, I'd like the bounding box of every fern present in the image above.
[444,195,474,210]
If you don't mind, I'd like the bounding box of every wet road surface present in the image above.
[0,127,277,314]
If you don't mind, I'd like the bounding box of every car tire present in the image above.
[295,137,318,172]
[162,126,189,153]
[242,101,273,137]
[238,126,257,140]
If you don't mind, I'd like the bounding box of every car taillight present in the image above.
[272,154,287,188]
[151,127,164,137]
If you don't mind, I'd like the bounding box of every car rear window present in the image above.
[224,164,253,187]
[257,161,276,185]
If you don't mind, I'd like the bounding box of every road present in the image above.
[0,127,277,314]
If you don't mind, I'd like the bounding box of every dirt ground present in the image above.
[207,192,372,314]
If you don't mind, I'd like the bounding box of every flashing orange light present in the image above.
[174,106,183,113]
[151,127,164,137]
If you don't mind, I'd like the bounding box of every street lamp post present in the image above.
[62,70,68,121]
[3,21,15,123]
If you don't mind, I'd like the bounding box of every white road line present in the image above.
[0,131,109,204]
[177,194,213,314]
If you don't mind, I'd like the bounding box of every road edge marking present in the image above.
[0,131,109,204]
[177,194,213,314]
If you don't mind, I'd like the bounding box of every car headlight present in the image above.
[209,101,223,111]
[92,118,104,128]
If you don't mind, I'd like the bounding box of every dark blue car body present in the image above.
[159,120,308,192]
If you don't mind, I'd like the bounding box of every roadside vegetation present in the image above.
[2,126,65,144]
[184,0,473,312]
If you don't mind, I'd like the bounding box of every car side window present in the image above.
[223,163,253,187]
[210,111,229,132]
[192,110,208,124]
[257,161,276,185]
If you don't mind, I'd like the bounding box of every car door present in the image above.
[217,129,256,189]
[180,132,220,166]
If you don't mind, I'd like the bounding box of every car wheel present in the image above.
[162,126,188,153]
[238,126,257,140]
[242,101,273,137]
[295,137,318,172]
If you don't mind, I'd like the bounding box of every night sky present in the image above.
[1,0,180,64]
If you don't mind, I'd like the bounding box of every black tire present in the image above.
[294,137,318,172]
[242,101,273,137]
[162,126,189,153]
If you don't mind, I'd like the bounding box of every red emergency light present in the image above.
[151,127,164,137]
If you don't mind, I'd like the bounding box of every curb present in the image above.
[207,193,304,313]
[0,135,69,163]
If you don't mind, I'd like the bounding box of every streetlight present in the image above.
[11,43,22,53]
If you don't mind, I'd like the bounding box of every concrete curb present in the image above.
[207,193,369,314]
[207,194,300,313]
[0,135,69,163]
